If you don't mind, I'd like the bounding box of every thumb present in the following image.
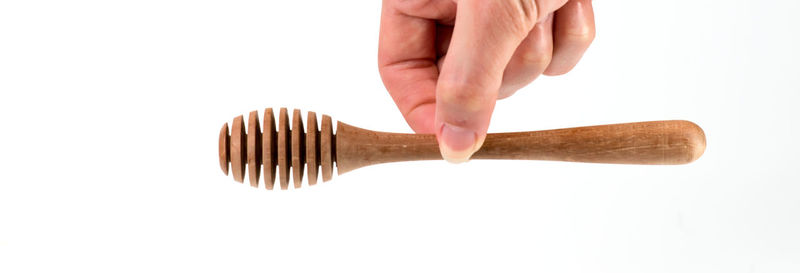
[435,0,540,163]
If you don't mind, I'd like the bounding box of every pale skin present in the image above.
[378,0,596,162]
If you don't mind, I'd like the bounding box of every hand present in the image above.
[378,0,595,162]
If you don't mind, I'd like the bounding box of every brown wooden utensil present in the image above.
[219,108,706,190]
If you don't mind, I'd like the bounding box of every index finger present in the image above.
[378,2,440,133]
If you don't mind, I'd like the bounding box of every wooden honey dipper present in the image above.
[219,108,706,189]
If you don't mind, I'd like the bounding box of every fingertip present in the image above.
[433,79,496,163]
[546,0,595,76]
[433,96,492,164]
[437,122,480,163]
[542,66,572,76]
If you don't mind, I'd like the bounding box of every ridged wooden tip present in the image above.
[218,108,334,190]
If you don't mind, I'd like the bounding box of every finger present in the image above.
[498,13,554,99]
[544,0,595,75]
[534,0,570,22]
[378,2,441,133]
[392,0,456,21]
[435,0,550,162]
[435,24,454,58]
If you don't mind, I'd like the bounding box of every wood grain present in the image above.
[277,108,290,190]
[306,111,319,185]
[230,115,246,182]
[291,109,305,188]
[320,114,334,182]
[262,108,276,190]
[247,111,261,187]
[335,120,705,174]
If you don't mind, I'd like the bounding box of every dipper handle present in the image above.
[334,120,706,173]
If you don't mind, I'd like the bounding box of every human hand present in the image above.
[378,0,595,162]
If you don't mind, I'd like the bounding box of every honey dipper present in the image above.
[218,108,706,190]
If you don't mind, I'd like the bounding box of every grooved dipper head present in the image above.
[218,108,335,190]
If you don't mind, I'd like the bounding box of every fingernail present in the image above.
[438,123,477,163]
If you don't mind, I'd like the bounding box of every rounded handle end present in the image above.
[680,120,706,164]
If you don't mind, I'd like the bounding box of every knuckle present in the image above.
[506,0,538,34]
[520,50,552,67]
[515,0,538,24]
[562,25,596,44]
[470,0,537,36]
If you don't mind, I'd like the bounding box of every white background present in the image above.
[1,0,799,272]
